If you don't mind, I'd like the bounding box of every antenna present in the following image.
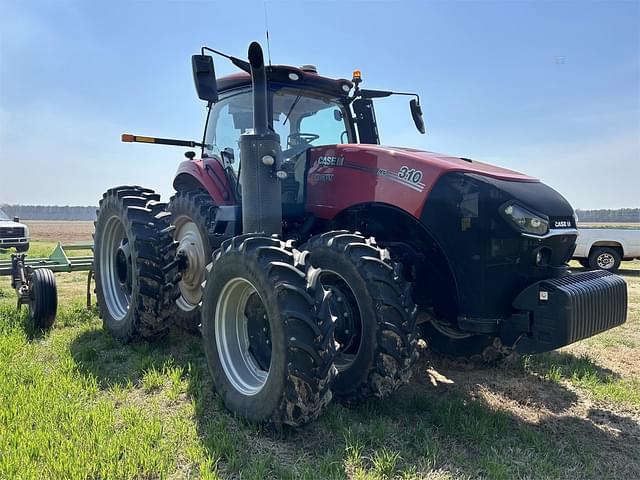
[263,0,272,66]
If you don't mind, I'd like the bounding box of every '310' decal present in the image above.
[398,166,423,185]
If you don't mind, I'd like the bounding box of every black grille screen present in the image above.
[0,227,25,239]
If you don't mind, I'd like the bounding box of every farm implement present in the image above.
[0,242,94,328]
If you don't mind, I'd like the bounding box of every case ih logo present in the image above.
[317,156,344,167]
[554,220,572,228]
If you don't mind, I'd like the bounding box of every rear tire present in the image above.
[201,234,337,427]
[303,231,419,405]
[29,268,57,329]
[588,247,621,272]
[94,186,179,342]
[167,190,217,332]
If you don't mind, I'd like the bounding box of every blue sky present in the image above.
[1,0,638,209]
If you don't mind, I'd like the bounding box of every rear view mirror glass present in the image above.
[410,98,425,134]
[192,55,218,103]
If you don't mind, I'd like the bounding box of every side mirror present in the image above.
[13,217,19,223]
[410,98,425,134]
[192,55,218,103]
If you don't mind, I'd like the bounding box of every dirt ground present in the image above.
[24,220,94,243]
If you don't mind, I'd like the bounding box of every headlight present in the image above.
[502,202,549,235]
[23,224,30,239]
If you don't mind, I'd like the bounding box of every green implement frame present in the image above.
[0,243,94,328]
[0,242,94,275]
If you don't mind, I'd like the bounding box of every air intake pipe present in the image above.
[239,42,283,235]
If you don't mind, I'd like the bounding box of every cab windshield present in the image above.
[0,208,9,221]
[204,88,350,174]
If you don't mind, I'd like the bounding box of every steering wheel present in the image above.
[289,132,320,145]
[283,133,320,160]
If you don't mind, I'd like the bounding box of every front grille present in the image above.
[0,227,25,239]
[542,270,627,344]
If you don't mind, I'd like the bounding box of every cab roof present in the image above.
[217,65,353,99]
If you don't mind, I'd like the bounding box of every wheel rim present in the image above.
[597,253,615,269]
[319,270,362,371]
[174,217,207,311]
[99,215,131,321]
[215,277,271,395]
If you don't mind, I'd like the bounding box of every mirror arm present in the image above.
[201,47,251,73]
[357,89,420,104]
[389,91,420,104]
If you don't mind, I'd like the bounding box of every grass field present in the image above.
[1,233,638,479]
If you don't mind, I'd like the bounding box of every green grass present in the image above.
[0,255,639,478]
[1,301,617,479]
[520,351,640,406]
[0,307,217,479]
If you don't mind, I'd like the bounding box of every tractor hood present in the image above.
[307,144,542,221]
[363,145,537,183]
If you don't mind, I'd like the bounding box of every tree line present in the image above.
[0,204,97,221]
[575,208,640,223]
[1,204,638,223]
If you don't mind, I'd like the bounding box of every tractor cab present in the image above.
[197,62,425,215]
[202,75,354,211]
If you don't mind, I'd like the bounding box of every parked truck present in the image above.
[0,208,29,252]
[573,227,640,271]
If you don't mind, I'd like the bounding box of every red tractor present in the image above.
[94,42,627,427]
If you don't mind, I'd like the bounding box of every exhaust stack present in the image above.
[239,42,283,235]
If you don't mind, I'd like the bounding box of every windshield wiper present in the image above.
[282,90,303,126]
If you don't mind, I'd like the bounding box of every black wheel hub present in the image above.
[115,241,132,294]
[245,293,272,371]
[321,273,362,365]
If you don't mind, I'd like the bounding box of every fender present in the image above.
[173,158,235,205]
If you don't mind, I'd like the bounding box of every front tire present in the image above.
[94,186,179,342]
[303,231,419,405]
[201,234,337,427]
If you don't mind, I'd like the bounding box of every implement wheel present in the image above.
[29,268,57,329]
[167,190,216,332]
[201,234,337,427]
[94,186,179,342]
[303,231,419,405]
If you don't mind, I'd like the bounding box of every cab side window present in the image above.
[204,90,252,174]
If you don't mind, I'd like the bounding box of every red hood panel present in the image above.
[360,145,537,182]
[305,144,537,221]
